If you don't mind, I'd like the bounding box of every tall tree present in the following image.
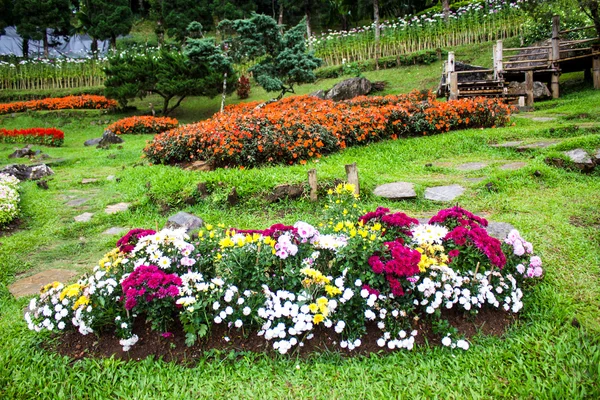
[442,0,450,21]
[78,0,133,49]
[579,0,600,36]
[149,0,213,44]
[0,0,13,35]
[373,0,380,69]
[13,0,72,57]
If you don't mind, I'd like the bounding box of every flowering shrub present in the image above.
[0,173,20,226]
[25,184,543,354]
[0,128,64,147]
[144,91,513,168]
[107,116,179,135]
[0,95,117,115]
[237,75,251,99]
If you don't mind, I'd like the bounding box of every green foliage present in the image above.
[83,0,134,46]
[149,0,213,43]
[220,14,322,100]
[13,0,71,40]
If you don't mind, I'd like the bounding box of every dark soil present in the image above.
[51,308,515,364]
[0,218,23,238]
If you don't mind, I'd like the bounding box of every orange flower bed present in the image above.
[107,116,179,135]
[144,91,513,168]
[0,95,117,115]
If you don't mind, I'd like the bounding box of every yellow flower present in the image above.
[327,189,333,195]
[369,234,377,241]
[325,285,342,297]
[349,229,357,238]
[209,231,215,239]
[60,284,82,300]
[219,237,234,248]
[334,222,344,232]
[308,303,319,313]
[205,224,214,231]
[316,297,328,307]
[41,281,60,293]
[215,253,223,261]
[73,295,90,310]
[343,209,348,215]
[313,314,325,324]
[264,237,276,247]
[372,223,382,231]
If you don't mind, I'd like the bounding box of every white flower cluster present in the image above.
[411,224,449,245]
[274,233,298,259]
[71,268,119,335]
[212,285,256,328]
[129,228,196,270]
[441,335,470,350]
[311,234,348,251]
[119,334,139,352]
[414,266,523,314]
[0,173,20,226]
[294,221,319,243]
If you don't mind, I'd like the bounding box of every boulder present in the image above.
[164,211,203,235]
[84,138,102,146]
[324,77,372,101]
[507,81,552,99]
[98,129,124,147]
[564,148,595,172]
[180,160,214,172]
[266,184,305,203]
[373,182,417,200]
[486,222,516,240]
[0,164,54,180]
[310,90,326,99]
[8,145,36,159]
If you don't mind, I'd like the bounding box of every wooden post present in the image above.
[494,40,503,80]
[551,15,561,99]
[593,45,600,90]
[345,163,360,196]
[308,169,318,202]
[449,72,458,100]
[446,52,455,97]
[525,70,534,107]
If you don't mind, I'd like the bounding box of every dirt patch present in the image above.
[0,218,24,238]
[50,308,515,364]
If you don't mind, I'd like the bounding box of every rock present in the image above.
[98,129,124,147]
[456,162,487,171]
[106,175,116,181]
[266,184,305,203]
[164,211,203,235]
[373,182,417,199]
[105,202,130,214]
[490,141,524,148]
[81,178,99,184]
[500,162,527,171]
[0,163,54,180]
[594,149,600,163]
[531,117,556,122]
[324,77,372,101]
[424,185,466,202]
[180,160,214,172]
[66,198,90,207]
[74,212,94,222]
[9,269,79,298]
[8,145,36,159]
[310,89,326,99]
[36,180,49,189]
[227,187,239,206]
[102,227,128,235]
[564,149,595,171]
[486,222,516,240]
[507,81,551,99]
[516,140,561,151]
[84,138,102,146]
[465,177,485,183]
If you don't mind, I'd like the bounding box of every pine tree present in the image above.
[83,0,134,49]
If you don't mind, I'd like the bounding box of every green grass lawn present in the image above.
[0,58,599,398]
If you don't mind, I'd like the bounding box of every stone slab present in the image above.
[564,148,593,166]
[530,117,556,122]
[456,162,487,171]
[81,178,99,184]
[66,198,90,207]
[490,141,524,148]
[373,182,416,199]
[500,162,527,171]
[517,140,561,151]
[424,185,466,202]
[9,269,79,298]
[74,212,94,222]
[107,175,116,181]
[102,227,128,235]
[164,212,203,235]
[105,202,130,214]
[465,177,485,183]
[486,222,516,240]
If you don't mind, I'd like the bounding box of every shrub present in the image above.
[144,91,513,168]
[0,127,64,146]
[107,116,179,135]
[237,75,251,99]
[25,186,543,354]
[0,173,20,226]
[0,95,117,115]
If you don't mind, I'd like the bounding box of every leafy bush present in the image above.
[107,116,179,135]
[237,75,251,99]
[0,95,117,115]
[144,91,513,168]
[0,173,20,226]
[25,186,543,354]
[0,127,64,146]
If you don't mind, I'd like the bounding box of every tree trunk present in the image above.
[305,1,312,50]
[220,72,228,113]
[22,38,29,59]
[43,29,49,58]
[91,37,98,55]
[442,0,450,22]
[373,0,380,70]
[110,34,117,49]
[587,1,600,39]
[278,3,284,25]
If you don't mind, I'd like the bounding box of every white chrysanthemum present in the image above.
[411,224,449,245]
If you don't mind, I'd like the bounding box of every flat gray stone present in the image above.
[81,178,99,184]
[9,269,79,298]
[564,149,593,166]
[424,185,465,202]
[103,227,128,235]
[66,198,90,207]
[486,222,516,240]
[465,177,485,183]
[164,211,203,235]
[500,162,527,171]
[517,140,561,151]
[74,212,94,222]
[456,162,487,171]
[105,202,130,214]
[107,175,116,181]
[531,117,556,122]
[595,149,600,161]
[490,141,524,148]
[373,182,416,199]
[84,138,102,146]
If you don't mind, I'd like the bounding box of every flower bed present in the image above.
[107,116,179,135]
[0,173,20,226]
[0,95,117,115]
[0,128,64,147]
[144,92,512,168]
[25,185,542,355]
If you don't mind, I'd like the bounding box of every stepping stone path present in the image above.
[530,117,556,122]
[564,149,594,166]
[66,198,90,207]
[373,182,416,200]
[74,212,94,222]
[424,185,466,202]
[105,202,130,214]
[490,141,524,148]
[165,212,204,235]
[9,269,79,298]
[500,162,528,171]
[107,175,115,181]
[103,227,128,235]
[486,222,516,240]
[490,140,561,151]
[455,162,487,171]
[465,177,485,183]
[81,178,99,184]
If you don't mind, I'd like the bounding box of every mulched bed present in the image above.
[0,218,23,238]
[51,308,515,364]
